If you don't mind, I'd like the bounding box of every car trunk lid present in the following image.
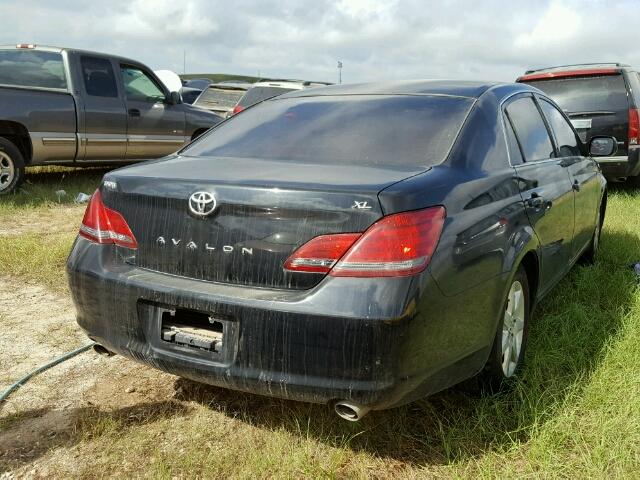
[102,155,425,289]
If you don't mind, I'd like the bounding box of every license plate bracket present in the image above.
[161,308,224,352]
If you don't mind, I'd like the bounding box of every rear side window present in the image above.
[506,97,555,162]
[238,87,294,108]
[0,50,67,89]
[524,75,628,113]
[81,56,117,98]
[503,114,524,165]
[184,95,475,167]
[538,98,581,157]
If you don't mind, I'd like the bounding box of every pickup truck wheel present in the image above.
[0,137,25,195]
[627,174,640,187]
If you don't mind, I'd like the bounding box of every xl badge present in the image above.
[189,191,217,217]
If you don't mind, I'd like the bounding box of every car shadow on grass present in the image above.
[171,228,639,467]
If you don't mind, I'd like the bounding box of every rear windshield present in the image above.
[194,87,245,110]
[184,95,474,167]
[0,50,67,89]
[237,87,294,108]
[524,74,628,113]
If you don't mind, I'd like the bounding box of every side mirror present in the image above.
[589,136,617,157]
[168,91,182,105]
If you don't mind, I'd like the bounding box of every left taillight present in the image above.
[79,189,138,249]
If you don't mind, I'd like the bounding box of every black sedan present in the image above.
[67,81,612,421]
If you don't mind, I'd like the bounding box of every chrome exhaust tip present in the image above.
[93,344,115,357]
[334,401,371,422]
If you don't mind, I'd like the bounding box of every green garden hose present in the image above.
[0,342,95,405]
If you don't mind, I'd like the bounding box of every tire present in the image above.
[478,266,530,393]
[0,137,25,195]
[627,174,640,187]
[579,201,604,265]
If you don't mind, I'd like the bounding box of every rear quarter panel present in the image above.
[378,87,539,357]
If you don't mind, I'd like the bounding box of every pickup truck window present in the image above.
[121,66,165,103]
[81,56,118,98]
[0,50,66,89]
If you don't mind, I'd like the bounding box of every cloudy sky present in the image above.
[0,0,637,83]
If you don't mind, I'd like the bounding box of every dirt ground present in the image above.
[0,277,178,477]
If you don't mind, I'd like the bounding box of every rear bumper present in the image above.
[597,147,640,179]
[67,238,499,410]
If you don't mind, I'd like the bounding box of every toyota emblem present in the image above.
[188,191,217,217]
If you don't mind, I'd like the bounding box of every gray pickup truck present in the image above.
[0,44,223,194]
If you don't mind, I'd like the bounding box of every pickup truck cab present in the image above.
[0,44,223,194]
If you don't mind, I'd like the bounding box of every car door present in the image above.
[119,64,187,160]
[537,96,601,259]
[504,94,575,290]
[78,55,127,161]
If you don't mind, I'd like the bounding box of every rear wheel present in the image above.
[0,137,25,195]
[479,266,530,392]
[580,201,604,265]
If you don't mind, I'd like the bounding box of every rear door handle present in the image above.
[572,179,581,192]
[128,108,141,117]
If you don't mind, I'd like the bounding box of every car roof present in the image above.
[0,44,146,68]
[278,80,503,99]
[208,82,250,91]
[251,81,306,90]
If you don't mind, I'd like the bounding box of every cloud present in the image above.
[0,0,637,83]
[112,0,219,38]
[515,2,580,49]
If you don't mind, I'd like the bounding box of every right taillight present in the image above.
[79,189,138,249]
[628,109,640,146]
[283,206,445,278]
[232,104,244,115]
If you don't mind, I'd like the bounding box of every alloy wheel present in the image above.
[0,151,15,192]
[593,211,601,258]
[501,280,525,377]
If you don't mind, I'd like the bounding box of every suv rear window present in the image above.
[237,87,294,108]
[523,74,628,113]
[0,50,67,89]
[184,95,474,167]
[194,87,245,110]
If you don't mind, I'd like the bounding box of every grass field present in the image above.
[1,167,639,478]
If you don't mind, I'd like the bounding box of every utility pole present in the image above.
[337,60,343,84]
[183,50,186,75]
